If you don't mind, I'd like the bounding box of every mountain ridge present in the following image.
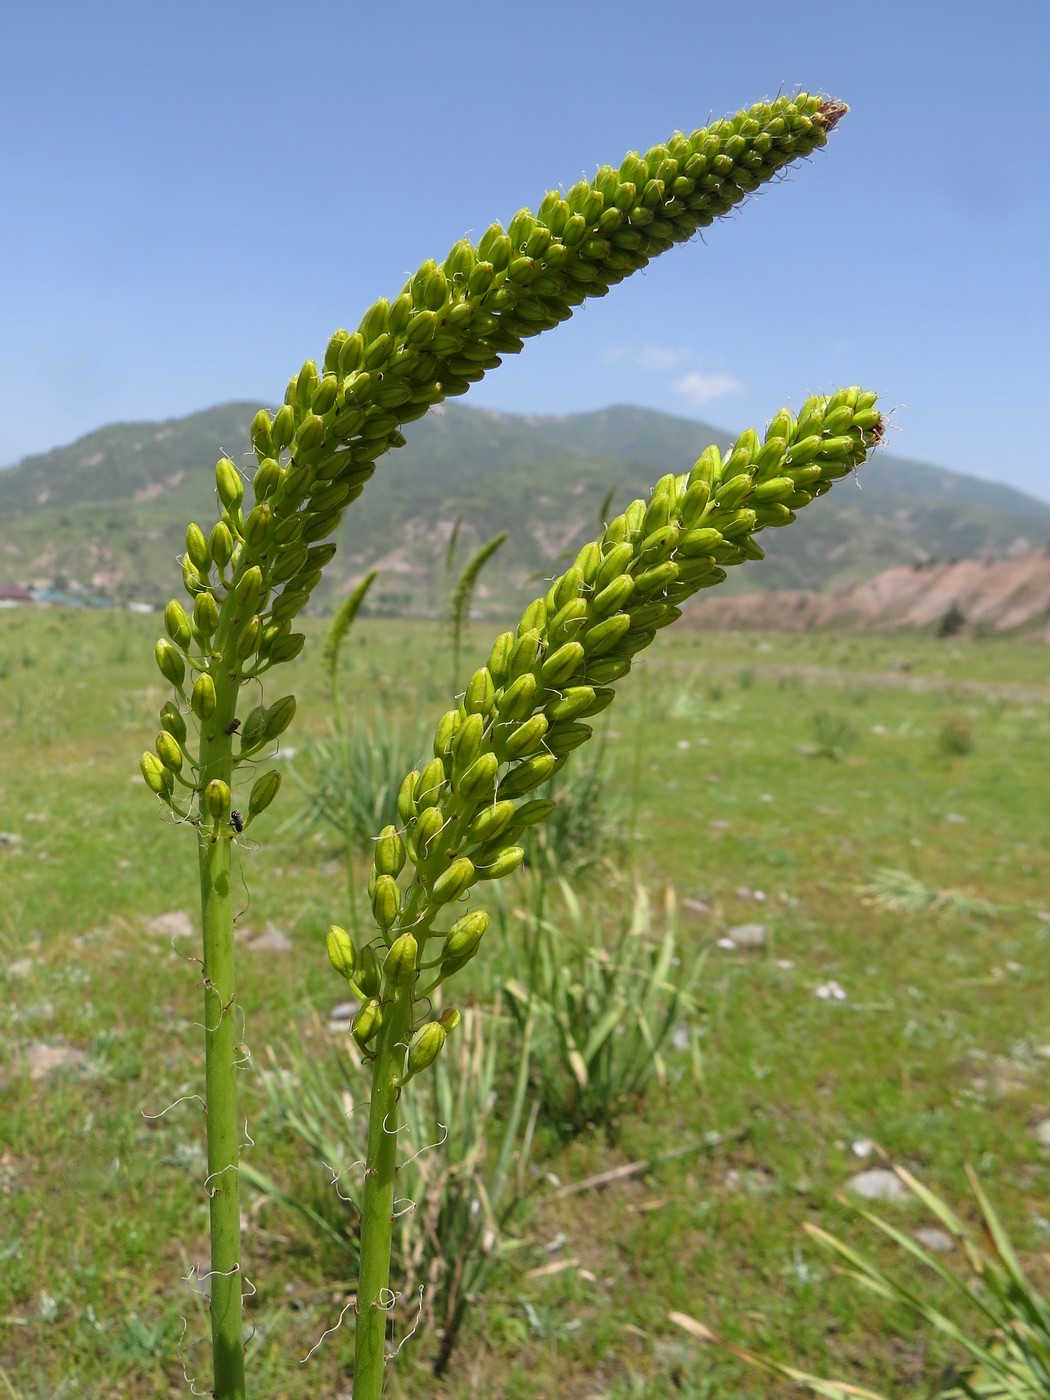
[1,400,1047,612]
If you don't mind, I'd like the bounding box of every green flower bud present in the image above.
[545,721,592,757]
[512,797,558,827]
[253,457,283,502]
[300,507,342,543]
[547,566,584,614]
[293,359,319,409]
[710,472,754,512]
[371,873,401,931]
[266,632,306,665]
[269,403,294,450]
[679,479,711,526]
[311,373,339,417]
[437,1007,462,1032]
[475,844,525,880]
[457,752,499,803]
[327,924,356,981]
[432,708,463,761]
[242,503,273,547]
[185,522,211,572]
[518,598,547,635]
[159,700,187,745]
[451,712,485,773]
[411,804,446,865]
[210,521,234,570]
[784,434,824,470]
[620,626,657,657]
[586,655,632,685]
[466,800,517,845]
[464,666,496,716]
[583,612,631,656]
[269,545,309,586]
[402,1021,446,1081]
[507,629,541,680]
[235,566,264,611]
[249,409,274,460]
[632,560,678,597]
[216,457,244,511]
[191,674,216,721]
[416,757,447,809]
[498,752,559,799]
[164,600,192,650]
[383,932,418,988]
[441,912,487,971]
[590,574,635,620]
[193,591,220,638]
[237,616,262,659]
[240,705,268,749]
[431,856,476,905]
[204,779,232,820]
[677,526,723,556]
[155,730,184,773]
[763,407,795,445]
[749,476,794,504]
[796,396,826,437]
[594,541,635,592]
[374,824,406,877]
[356,944,381,1000]
[498,672,538,724]
[181,554,206,596]
[545,686,597,722]
[272,515,305,547]
[688,445,723,489]
[352,997,383,1049]
[262,695,296,744]
[547,598,589,647]
[638,524,680,566]
[397,770,420,826]
[247,770,282,823]
[501,713,548,761]
[816,434,858,463]
[140,751,174,797]
[155,638,186,688]
[487,631,515,687]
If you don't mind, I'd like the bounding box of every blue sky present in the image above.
[3,1,1047,502]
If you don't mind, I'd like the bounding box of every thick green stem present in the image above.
[197,667,246,1400]
[353,983,414,1400]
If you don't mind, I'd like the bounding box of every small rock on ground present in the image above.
[147,911,194,939]
[727,923,766,948]
[244,927,292,953]
[24,1042,87,1081]
[913,1227,954,1253]
[846,1168,910,1202]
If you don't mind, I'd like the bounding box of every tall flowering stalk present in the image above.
[142,92,853,1399]
[330,388,883,1398]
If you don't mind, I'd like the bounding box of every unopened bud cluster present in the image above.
[143,93,846,829]
[327,387,881,1080]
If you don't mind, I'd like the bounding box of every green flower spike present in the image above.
[343,386,881,1400]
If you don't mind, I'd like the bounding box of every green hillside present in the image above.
[1,400,1047,612]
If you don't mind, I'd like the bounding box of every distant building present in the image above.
[0,583,33,604]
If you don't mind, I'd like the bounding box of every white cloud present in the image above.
[673,370,745,407]
[600,343,691,371]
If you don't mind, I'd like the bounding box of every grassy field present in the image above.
[1,605,1048,1398]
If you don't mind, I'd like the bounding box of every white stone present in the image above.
[914,1227,954,1253]
[147,911,194,939]
[727,923,766,948]
[847,1168,910,1202]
